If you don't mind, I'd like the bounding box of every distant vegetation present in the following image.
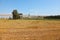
[44,15,60,20]
[0,10,60,20]
[11,10,60,20]
[12,10,23,19]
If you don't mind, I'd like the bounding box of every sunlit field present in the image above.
[0,20,60,40]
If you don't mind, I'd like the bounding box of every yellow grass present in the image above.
[0,20,60,28]
[0,20,60,40]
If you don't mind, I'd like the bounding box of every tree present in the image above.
[12,10,20,19]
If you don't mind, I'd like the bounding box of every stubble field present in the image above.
[0,20,60,40]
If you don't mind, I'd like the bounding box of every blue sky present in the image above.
[0,0,60,16]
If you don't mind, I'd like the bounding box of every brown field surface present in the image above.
[0,20,60,40]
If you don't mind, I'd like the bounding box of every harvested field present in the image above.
[0,20,60,40]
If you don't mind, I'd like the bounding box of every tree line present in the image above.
[12,10,60,20]
[44,15,60,19]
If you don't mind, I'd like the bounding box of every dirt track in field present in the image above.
[0,20,60,40]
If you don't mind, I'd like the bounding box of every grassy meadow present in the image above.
[0,20,60,40]
[0,19,60,28]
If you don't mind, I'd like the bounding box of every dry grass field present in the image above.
[0,20,60,40]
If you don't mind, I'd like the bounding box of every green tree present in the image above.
[12,10,20,19]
